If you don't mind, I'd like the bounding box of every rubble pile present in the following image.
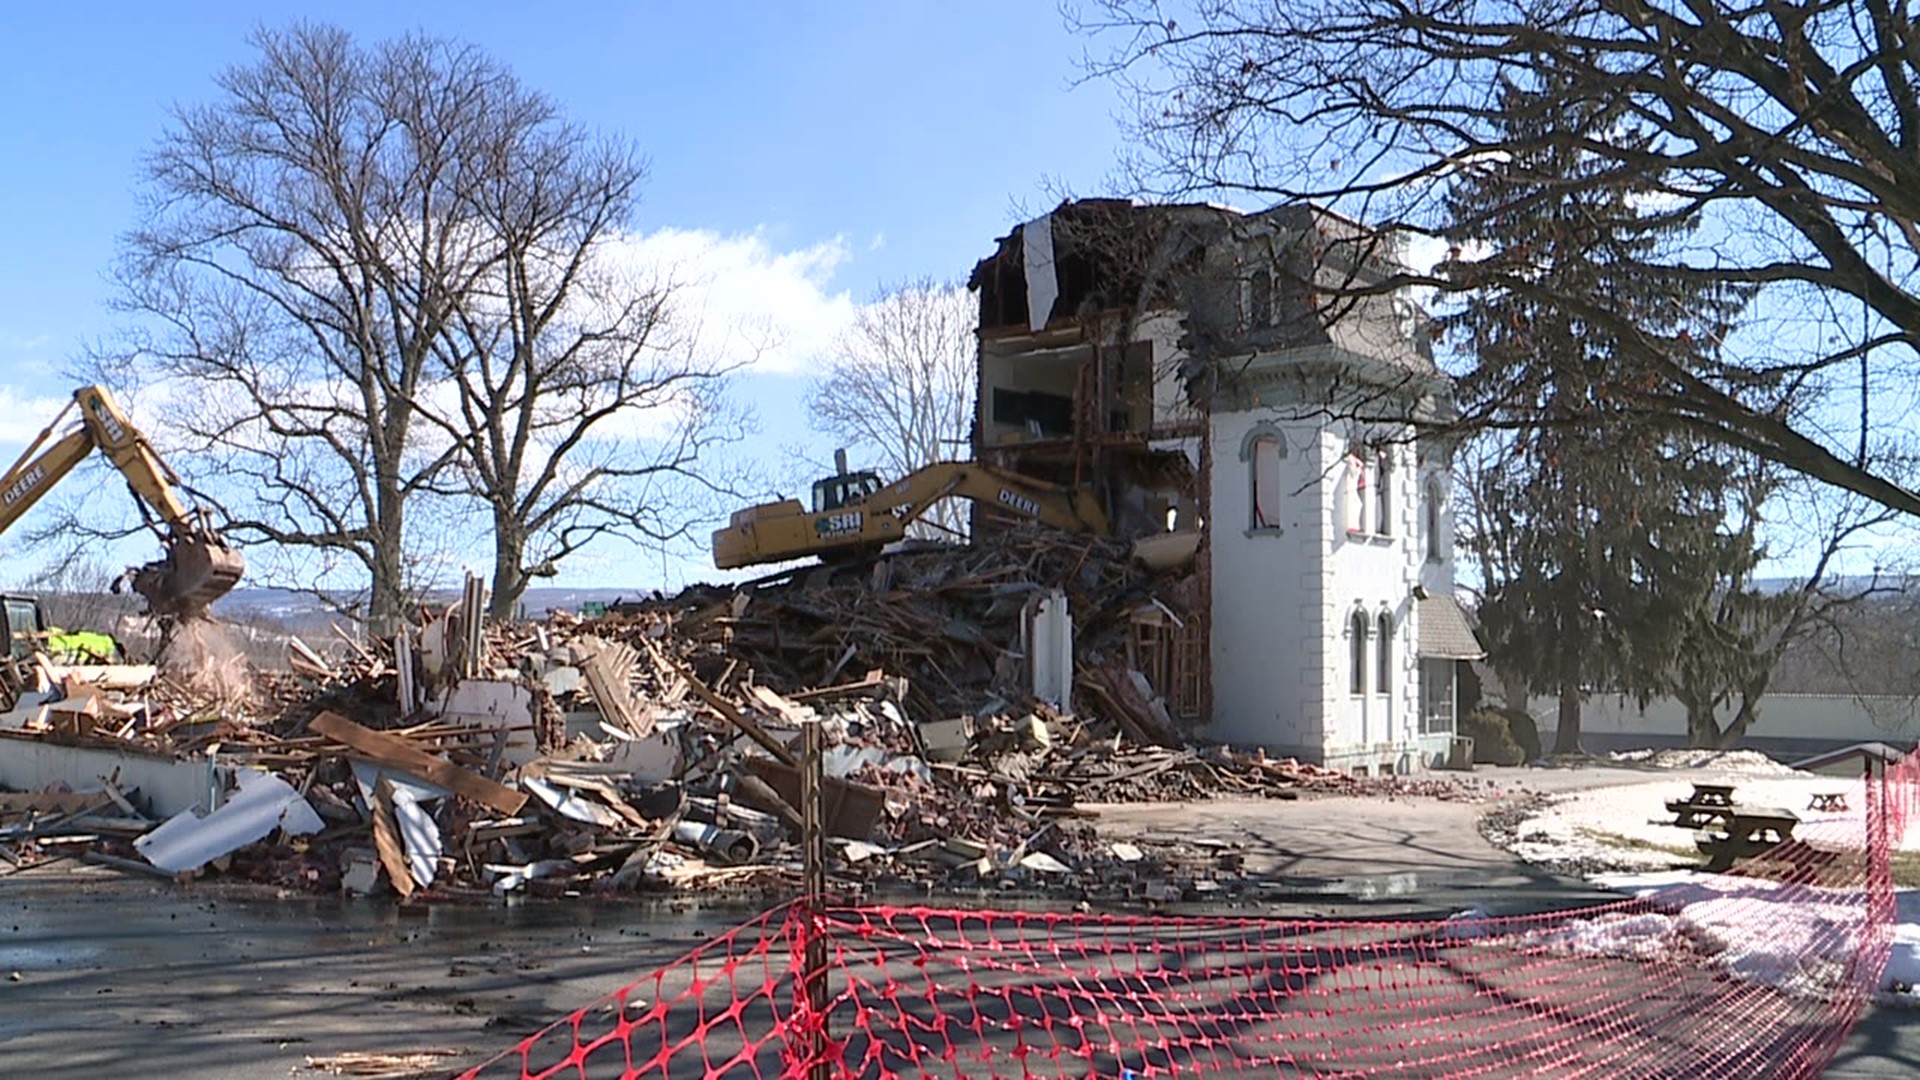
[0,532,1471,902]
[580,527,1188,740]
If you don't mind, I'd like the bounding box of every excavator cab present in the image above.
[809,448,884,513]
[0,596,45,664]
[811,470,882,513]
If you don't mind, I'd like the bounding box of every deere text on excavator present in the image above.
[1,385,244,620]
[712,451,1109,570]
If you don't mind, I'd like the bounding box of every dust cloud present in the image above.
[159,618,253,702]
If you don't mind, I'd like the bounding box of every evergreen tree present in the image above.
[1444,75,1753,755]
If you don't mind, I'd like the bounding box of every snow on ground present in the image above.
[1521,872,1870,998]
[1489,753,1920,996]
[1504,771,1891,873]
[1605,748,1802,776]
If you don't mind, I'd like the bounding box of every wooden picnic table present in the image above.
[1696,807,1800,873]
[1660,799,1736,829]
[1687,783,1736,808]
[1657,782,1741,830]
[1808,792,1849,813]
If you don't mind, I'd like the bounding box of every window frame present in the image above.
[1375,611,1394,696]
[1240,423,1288,535]
[1374,448,1392,537]
[1348,611,1369,696]
[1424,477,1445,562]
[1248,268,1273,328]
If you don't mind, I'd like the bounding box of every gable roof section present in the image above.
[1417,594,1485,660]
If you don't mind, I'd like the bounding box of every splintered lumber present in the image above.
[577,639,652,737]
[370,778,414,900]
[310,711,527,815]
[287,637,334,679]
[676,663,797,766]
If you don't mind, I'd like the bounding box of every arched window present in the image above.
[1374,448,1392,536]
[1376,612,1394,695]
[1425,477,1445,561]
[1345,446,1368,534]
[1239,424,1287,532]
[1349,611,1369,695]
[1249,268,1273,328]
[1251,436,1281,529]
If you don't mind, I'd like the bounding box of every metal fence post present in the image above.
[800,719,831,1080]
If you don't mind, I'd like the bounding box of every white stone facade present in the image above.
[1207,403,1457,772]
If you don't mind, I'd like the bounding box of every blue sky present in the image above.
[0,2,1127,591]
[0,4,1901,596]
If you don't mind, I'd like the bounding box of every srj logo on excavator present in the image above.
[816,511,862,537]
[80,393,128,443]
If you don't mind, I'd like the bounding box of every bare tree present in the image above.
[1075,0,1920,519]
[1662,476,1900,748]
[105,24,509,633]
[107,23,740,631]
[807,278,976,536]
[424,95,747,619]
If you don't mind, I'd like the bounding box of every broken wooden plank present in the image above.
[96,772,146,821]
[371,778,414,900]
[577,640,652,738]
[674,663,797,767]
[310,711,528,815]
[788,668,890,703]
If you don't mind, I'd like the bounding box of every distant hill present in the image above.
[210,584,673,630]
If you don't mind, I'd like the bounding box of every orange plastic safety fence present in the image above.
[461,756,1917,1079]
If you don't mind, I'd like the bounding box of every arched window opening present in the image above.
[1251,435,1282,529]
[1374,448,1392,536]
[1346,446,1368,534]
[1425,478,1445,561]
[1249,268,1273,328]
[1349,611,1369,696]
[1376,612,1394,695]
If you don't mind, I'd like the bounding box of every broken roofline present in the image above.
[967,198,1411,294]
[968,198,1425,354]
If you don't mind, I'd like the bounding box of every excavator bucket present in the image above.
[130,538,245,619]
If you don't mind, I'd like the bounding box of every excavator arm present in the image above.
[865,462,1108,538]
[713,460,1109,570]
[0,386,244,618]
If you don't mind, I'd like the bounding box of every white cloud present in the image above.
[598,228,859,377]
[3,334,53,354]
[0,386,75,450]
[868,232,886,252]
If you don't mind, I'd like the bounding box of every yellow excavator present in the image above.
[712,451,1111,570]
[0,385,244,621]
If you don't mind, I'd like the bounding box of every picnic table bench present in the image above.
[1808,792,1849,813]
[1696,807,1801,873]
[1655,782,1741,829]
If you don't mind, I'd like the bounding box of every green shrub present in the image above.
[1459,708,1527,766]
[1495,707,1540,761]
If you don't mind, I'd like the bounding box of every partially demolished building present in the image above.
[969,199,1484,773]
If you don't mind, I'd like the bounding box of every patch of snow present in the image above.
[1525,875,1868,997]
[1588,869,1706,892]
[1606,748,1800,776]
[1522,911,1681,962]
[1881,919,1920,1002]
[1442,905,1498,942]
[1500,773,1889,877]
